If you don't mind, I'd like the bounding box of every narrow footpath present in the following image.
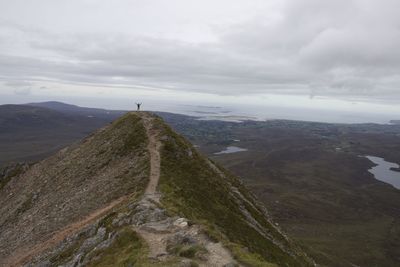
[136,112,238,266]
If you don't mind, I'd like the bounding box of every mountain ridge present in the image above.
[0,112,314,266]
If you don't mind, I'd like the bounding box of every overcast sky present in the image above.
[0,0,399,119]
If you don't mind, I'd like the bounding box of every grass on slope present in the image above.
[85,226,187,267]
[86,227,146,267]
[105,112,148,157]
[153,115,312,267]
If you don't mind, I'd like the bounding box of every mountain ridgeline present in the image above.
[0,112,314,266]
[0,103,126,166]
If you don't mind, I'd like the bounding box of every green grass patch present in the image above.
[86,227,146,267]
[228,243,277,267]
[168,244,207,259]
[108,113,148,156]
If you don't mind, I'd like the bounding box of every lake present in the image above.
[214,146,248,155]
[366,156,400,189]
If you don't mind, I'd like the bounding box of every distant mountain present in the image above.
[0,112,314,266]
[0,103,127,166]
[0,104,73,131]
[27,101,127,119]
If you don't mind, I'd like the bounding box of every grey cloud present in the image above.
[0,0,400,102]
[13,87,31,95]
[5,79,33,96]
[4,80,32,87]
[220,0,400,97]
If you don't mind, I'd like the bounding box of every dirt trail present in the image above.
[6,196,127,267]
[135,226,172,259]
[141,112,162,202]
[136,112,239,266]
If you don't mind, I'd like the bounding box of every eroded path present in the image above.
[136,112,239,266]
[141,112,162,202]
[7,196,128,267]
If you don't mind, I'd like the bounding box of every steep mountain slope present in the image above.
[154,116,313,266]
[0,112,313,266]
[0,113,149,266]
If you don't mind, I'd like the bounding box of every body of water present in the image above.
[2,93,399,124]
[214,146,248,155]
[366,156,400,189]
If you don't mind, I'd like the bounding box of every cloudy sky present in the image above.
[0,0,399,121]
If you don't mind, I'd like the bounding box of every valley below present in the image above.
[161,114,400,267]
[1,102,400,266]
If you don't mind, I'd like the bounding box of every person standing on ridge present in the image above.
[136,102,142,111]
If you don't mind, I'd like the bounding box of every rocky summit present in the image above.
[0,112,314,267]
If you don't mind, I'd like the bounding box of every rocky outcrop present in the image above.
[24,194,238,266]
